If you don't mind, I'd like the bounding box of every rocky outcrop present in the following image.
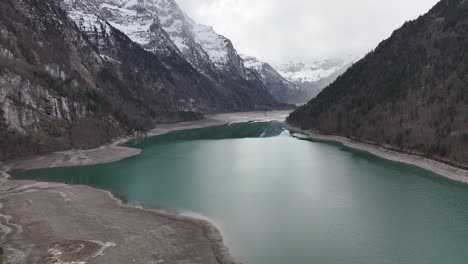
[288,0,468,167]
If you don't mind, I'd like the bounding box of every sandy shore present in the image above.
[285,123,468,184]
[0,110,289,264]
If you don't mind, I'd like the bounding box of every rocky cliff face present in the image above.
[289,0,468,167]
[1,0,120,160]
[0,0,282,160]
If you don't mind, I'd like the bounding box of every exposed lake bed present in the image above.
[2,111,468,264]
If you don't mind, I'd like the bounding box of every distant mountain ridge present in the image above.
[278,58,354,101]
[289,0,468,167]
[240,55,305,104]
[241,55,353,104]
[278,59,350,82]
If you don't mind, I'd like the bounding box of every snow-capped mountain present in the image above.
[241,55,305,104]
[60,0,349,106]
[277,58,354,101]
[63,0,246,76]
[59,0,281,108]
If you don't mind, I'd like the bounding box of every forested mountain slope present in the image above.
[288,0,468,167]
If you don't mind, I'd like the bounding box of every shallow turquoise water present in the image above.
[12,122,468,264]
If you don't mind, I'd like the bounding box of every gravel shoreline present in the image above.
[7,111,289,171]
[0,110,289,264]
[285,123,468,184]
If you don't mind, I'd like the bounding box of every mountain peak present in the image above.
[85,0,241,72]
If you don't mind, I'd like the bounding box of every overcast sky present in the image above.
[177,0,439,65]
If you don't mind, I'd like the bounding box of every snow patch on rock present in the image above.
[191,24,229,66]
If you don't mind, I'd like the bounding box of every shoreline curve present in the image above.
[285,123,468,184]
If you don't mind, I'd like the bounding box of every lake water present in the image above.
[12,122,468,264]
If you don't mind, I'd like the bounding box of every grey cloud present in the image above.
[177,0,439,64]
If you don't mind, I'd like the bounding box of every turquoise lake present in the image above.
[12,122,468,264]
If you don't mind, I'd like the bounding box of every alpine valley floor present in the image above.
[2,110,468,264]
